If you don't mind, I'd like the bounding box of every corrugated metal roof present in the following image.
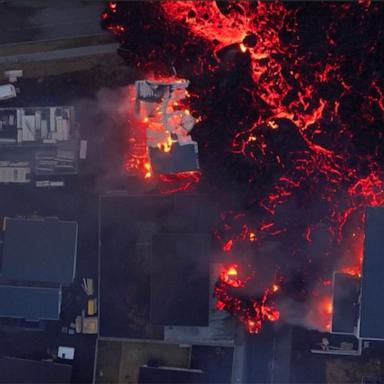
[0,285,61,320]
[2,217,77,285]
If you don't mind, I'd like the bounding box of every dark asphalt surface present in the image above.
[0,0,104,44]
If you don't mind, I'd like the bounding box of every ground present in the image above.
[326,358,384,384]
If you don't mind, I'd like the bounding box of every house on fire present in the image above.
[134,79,199,176]
[331,207,384,340]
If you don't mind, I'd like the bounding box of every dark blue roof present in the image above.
[331,273,360,334]
[149,143,199,174]
[0,285,61,320]
[2,217,77,285]
[359,207,384,339]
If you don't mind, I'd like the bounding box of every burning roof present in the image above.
[102,1,384,334]
[132,79,199,177]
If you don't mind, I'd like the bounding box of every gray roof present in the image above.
[149,143,199,174]
[359,207,384,339]
[0,285,61,320]
[150,233,210,327]
[0,356,71,384]
[2,217,77,285]
[331,272,360,334]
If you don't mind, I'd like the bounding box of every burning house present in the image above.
[125,79,199,179]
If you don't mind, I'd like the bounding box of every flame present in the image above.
[239,43,247,53]
[227,266,238,276]
[267,120,279,130]
[319,296,333,331]
[220,264,242,288]
[144,162,152,179]
[157,136,173,153]
[341,266,362,278]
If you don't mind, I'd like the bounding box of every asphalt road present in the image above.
[0,0,105,45]
[0,43,119,64]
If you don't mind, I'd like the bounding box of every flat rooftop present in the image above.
[149,143,199,174]
[99,193,216,339]
[331,272,360,334]
[0,285,61,321]
[0,356,72,384]
[359,207,384,339]
[2,217,77,285]
[150,233,210,327]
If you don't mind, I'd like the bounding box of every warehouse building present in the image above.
[0,216,78,322]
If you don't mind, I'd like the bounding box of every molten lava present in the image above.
[103,1,384,333]
[215,264,280,333]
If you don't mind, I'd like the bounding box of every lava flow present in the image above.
[102,1,384,333]
[215,264,280,333]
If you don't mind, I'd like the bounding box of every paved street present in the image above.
[0,0,105,44]
[0,43,119,64]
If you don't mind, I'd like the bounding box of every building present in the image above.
[98,193,233,341]
[0,285,61,321]
[0,356,72,384]
[329,207,384,341]
[358,207,384,340]
[0,216,78,322]
[134,80,199,175]
[0,106,80,184]
[96,192,235,384]
[2,217,77,285]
